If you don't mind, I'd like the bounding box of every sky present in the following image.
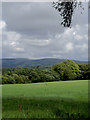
[1,1,88,61]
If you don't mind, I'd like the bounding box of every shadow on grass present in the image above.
[2,97,88,119]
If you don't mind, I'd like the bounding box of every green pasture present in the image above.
[2,80,89,118]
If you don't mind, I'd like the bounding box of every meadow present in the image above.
[2,80,88,119]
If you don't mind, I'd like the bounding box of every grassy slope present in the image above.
[2,80,88,118]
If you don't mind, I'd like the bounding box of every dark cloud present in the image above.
[2,2,88,61]
[2,2,64,36]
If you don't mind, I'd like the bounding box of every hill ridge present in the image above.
[0,58,88,68]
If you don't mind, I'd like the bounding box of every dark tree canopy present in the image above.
[52,0,84,27]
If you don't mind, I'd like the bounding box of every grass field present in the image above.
[2,80,88,119]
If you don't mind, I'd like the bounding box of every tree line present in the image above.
[1,60,90,84]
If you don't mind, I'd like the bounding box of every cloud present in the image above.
[22,39,51,46]
[2,2,64,37]
[66,42,73,51]
[2,20,25,57]
[48,24,88,60]
[3,31,21,47]
[75,44,88,51]
[75,35,83,41]
[2,2,88,61]
[15,47,24,52]
[0,20,6,30]
[2,19,88,60]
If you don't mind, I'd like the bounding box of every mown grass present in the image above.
[2,80,89,119]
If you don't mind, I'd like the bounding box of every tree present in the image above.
[52,60,81,80]
[52,0,84,27]
[78,64,90,79]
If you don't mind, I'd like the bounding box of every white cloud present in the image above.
[10,41,17,47]
[73,32,76,36]
[2,23,88,61]
[84,35,88,40]
[2,21,24,55]
[3,31,21,48]
[0,20,6,30]
[6,31,21,41]
[82,44,88,49]
[23,39,51,46]
[15,47,24,52]
[75,24,80,31]
[49,24,88,60]
[66,42,73,51]
[76,44,88,49]
[75,35,83,41]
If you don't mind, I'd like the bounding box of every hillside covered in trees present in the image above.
[1,60,89,84]
[1,58,88,68]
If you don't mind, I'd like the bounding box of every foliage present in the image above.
[52,0,84,27]
[78,64,90,80]
[53,0,77,27]
[52,60,81,80]
[29,68,60,83]
[1,60,89,84]
[2,73,30,84]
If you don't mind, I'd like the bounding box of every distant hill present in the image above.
[0,58,88,68]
